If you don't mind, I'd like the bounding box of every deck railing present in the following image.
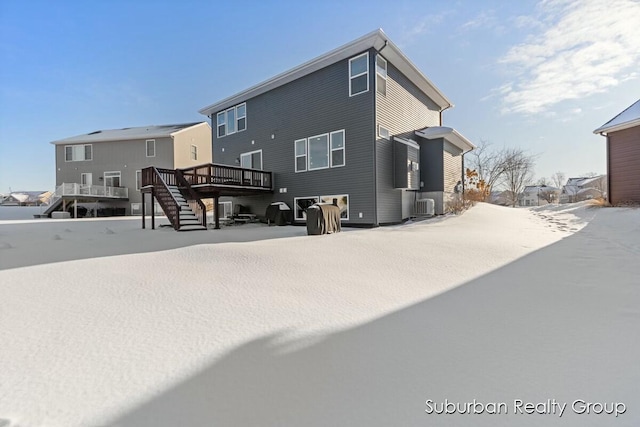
[53,183,129,198]
[179,163,273,190]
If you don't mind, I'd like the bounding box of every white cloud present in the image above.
[498,0,640,115]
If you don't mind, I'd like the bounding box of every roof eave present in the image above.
[593,117,640,135]
[199,29,453,117]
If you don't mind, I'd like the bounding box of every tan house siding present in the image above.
[608,126,640,204]
[172,122,212,168]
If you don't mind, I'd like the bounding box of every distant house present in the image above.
[1,191,51,206]
[489,190,516,206]
[48,122,211,217]
[195,29,474,224]
[519,185,560,206]
[593,99,640,205]
[559,176,606,203]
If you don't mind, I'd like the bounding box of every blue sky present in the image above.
[1,0,639,192]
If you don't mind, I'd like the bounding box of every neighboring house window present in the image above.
[217,102,247,137]
[349,52,369,96]
[295,129,346,172]
[295,139,307,172]
[308,134,329,170]
[131,203,141,215]
[135,170,142,191]
[190,145,198,161]
[240,149,262,169]
[294,196,319,220]
[330,130,345,167]
[378,125,390,140]
[146,139,155,157]
[64,144,92,161]
[320,194,349,220]
[376,55,387,95]
[80,173,92,186]
[104,171,121,187]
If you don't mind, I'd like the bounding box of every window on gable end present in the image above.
[376,55,387,96]
[349,52,369,96]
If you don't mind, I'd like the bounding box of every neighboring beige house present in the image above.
[593,99,640,205]
[1,191,52,206]
[47,122,212,216]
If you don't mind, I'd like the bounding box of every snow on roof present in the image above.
[50,122,207,145]
[415,126,475,153]
[593,99,640,134]
[199,29,453,117]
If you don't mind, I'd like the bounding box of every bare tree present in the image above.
[501,148,536,207]
[551,172,566,191]
[538,188,556,204]
[465,140,507,201]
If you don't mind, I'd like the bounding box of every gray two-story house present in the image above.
[198,29,473,225]
[48,122,211,217]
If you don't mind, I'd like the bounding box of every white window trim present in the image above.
[216,103,247,138]
[216,111,226,138]
[135,170,142,191]
[236,102,247,132]
[376,54,387,95]
[307,133,330,171]
[190,145,198,161]
[349,52,369,97]
[378,125,390,140]
[330,130,345,168]
[320,194,350,221]
[294,138,307,173]
[240,149,263,170]
[294,196,320,220]
[218,201,233,218]
[146,139,155,157]
[64,144,92,162]
[104,171,121,187]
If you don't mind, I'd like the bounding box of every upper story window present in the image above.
[349,52,369,97]
[190,145,198,160]
[295,129,345,172]
[217,102,247,138]
[65,144,92,162]
[376,55,387,96]
[146,139,155,157]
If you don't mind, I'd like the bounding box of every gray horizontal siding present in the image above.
[376,57,441,223]
[55,137,175,210]
[212,49,376,224]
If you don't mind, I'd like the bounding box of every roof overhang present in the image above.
[393,136,420,149]
[50,122,208,145]
[415,126,475,153]
[198,29,453,117]
[593,117,640,135]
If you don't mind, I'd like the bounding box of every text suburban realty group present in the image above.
[425,399,626,417]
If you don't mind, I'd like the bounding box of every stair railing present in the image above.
[176,168,207,228]
[147,167,182,230]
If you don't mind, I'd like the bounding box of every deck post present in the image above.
[141,192,146,229]
[214,194,220,230]
[74,199,77,218]
[151,189,155,230]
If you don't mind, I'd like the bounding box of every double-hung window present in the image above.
[295,129,345,172]
[216,103,247,137]
[349,52,369,96]
[295,139,307,172]
[190,145,198,160]
[376,55,387,96]
[64,144,92,162]
[330,130,345,167]
[146,139,155,157]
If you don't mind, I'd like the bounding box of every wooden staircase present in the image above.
[144,167,207,231]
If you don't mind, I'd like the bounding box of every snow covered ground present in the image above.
[0,203,638,427]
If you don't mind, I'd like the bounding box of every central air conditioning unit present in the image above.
[415,198,435,217]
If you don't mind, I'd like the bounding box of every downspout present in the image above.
[606,134,612,204]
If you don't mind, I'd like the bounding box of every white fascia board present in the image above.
[169,121,211,138]
[593,117,640,135]
[198,29,453,117]
[415,127,475,153]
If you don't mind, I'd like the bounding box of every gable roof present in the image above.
[198,29,453,117]
[593,99,640,134]
[50,122,208,145]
